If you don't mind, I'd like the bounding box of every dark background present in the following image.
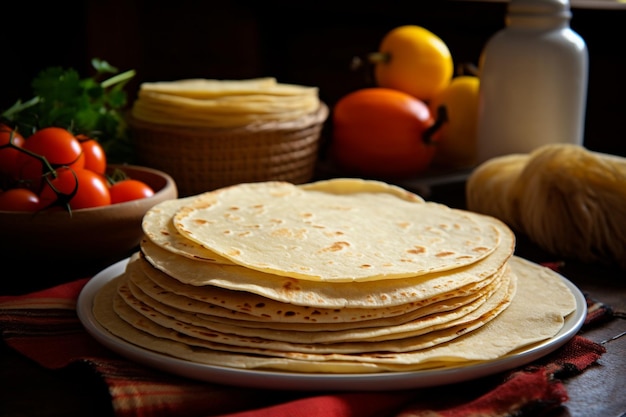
[2,0,625,157]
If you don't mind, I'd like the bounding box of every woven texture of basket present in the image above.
[129,103,328,196]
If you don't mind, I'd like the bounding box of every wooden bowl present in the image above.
[0,165,177,288]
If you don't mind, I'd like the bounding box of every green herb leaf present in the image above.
[1,59,136,163]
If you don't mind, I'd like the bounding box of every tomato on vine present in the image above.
[77,134,107,175]
[0,188,40,212]
[17,127,84,190]
[19,127,83,167]
[1,125,154,212]
[0,124,25,179]
[39,167,111,210]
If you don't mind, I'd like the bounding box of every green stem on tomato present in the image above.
[38,168,79,215]
[3,140,58,180]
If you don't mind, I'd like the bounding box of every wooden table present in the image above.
[1,180,624,417]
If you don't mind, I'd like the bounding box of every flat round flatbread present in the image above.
[142,179,424,264]
[136,90,320,115]
[128,252,506,326]
[119,265,512,346]
[92,256,576,373]
[138,77,317,98]
[89,176,578,377]
[131,77,322,128]
[172,181,502,281]
[142,196,234,264]
[139,216,512,309]
[299,178,425,202]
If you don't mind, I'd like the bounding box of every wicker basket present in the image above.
[129,103,329,196]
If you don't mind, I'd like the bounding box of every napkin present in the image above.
[0,278,611,417]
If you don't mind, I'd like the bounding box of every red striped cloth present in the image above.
[0,278,609,417]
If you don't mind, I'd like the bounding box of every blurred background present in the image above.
[2,0,625,157]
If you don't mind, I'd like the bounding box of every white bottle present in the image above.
[476,0,588,163]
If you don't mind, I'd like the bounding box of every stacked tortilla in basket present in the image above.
[93,179,577,373]
[131,77,322,128]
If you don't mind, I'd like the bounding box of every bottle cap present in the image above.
[508,0,572,18]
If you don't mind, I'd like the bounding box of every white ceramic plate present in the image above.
[77,257,587,391]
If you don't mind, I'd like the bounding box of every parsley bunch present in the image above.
[1,58,136,163]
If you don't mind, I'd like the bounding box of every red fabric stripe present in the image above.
[396,368,568,417]
[0,278,613,417]
[6,333,114,369]
[216,392,417,417]
[0,278,89,305]
[539,335,607,377]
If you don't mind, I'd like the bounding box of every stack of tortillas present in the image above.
[128,77,329,196]
[92,178,577,374]
[131,77,322,128]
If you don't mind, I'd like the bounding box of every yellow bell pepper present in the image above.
[429,75,480,169]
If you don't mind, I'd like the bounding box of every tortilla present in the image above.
[136,90,320,115]
[142,196,234,264]
[139,226,510,309]
[299,178,425,202]
[131,77,322,128]
[138,77,317,98]
[119,265,511,346]
[92,256,576,373]
[142,179,424,264]
[89,178,576,376]
[127,253,506,328]
[172,181,502,281]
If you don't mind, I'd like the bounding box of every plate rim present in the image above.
[76,256,587,391]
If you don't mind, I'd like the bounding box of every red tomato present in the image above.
[17,127,85,190]
[109,179,154,204]
[0,124,26,178]
[331,87,439,178]
[0,188,40,212]
[77,134,107,175]
[39,167,111,210]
